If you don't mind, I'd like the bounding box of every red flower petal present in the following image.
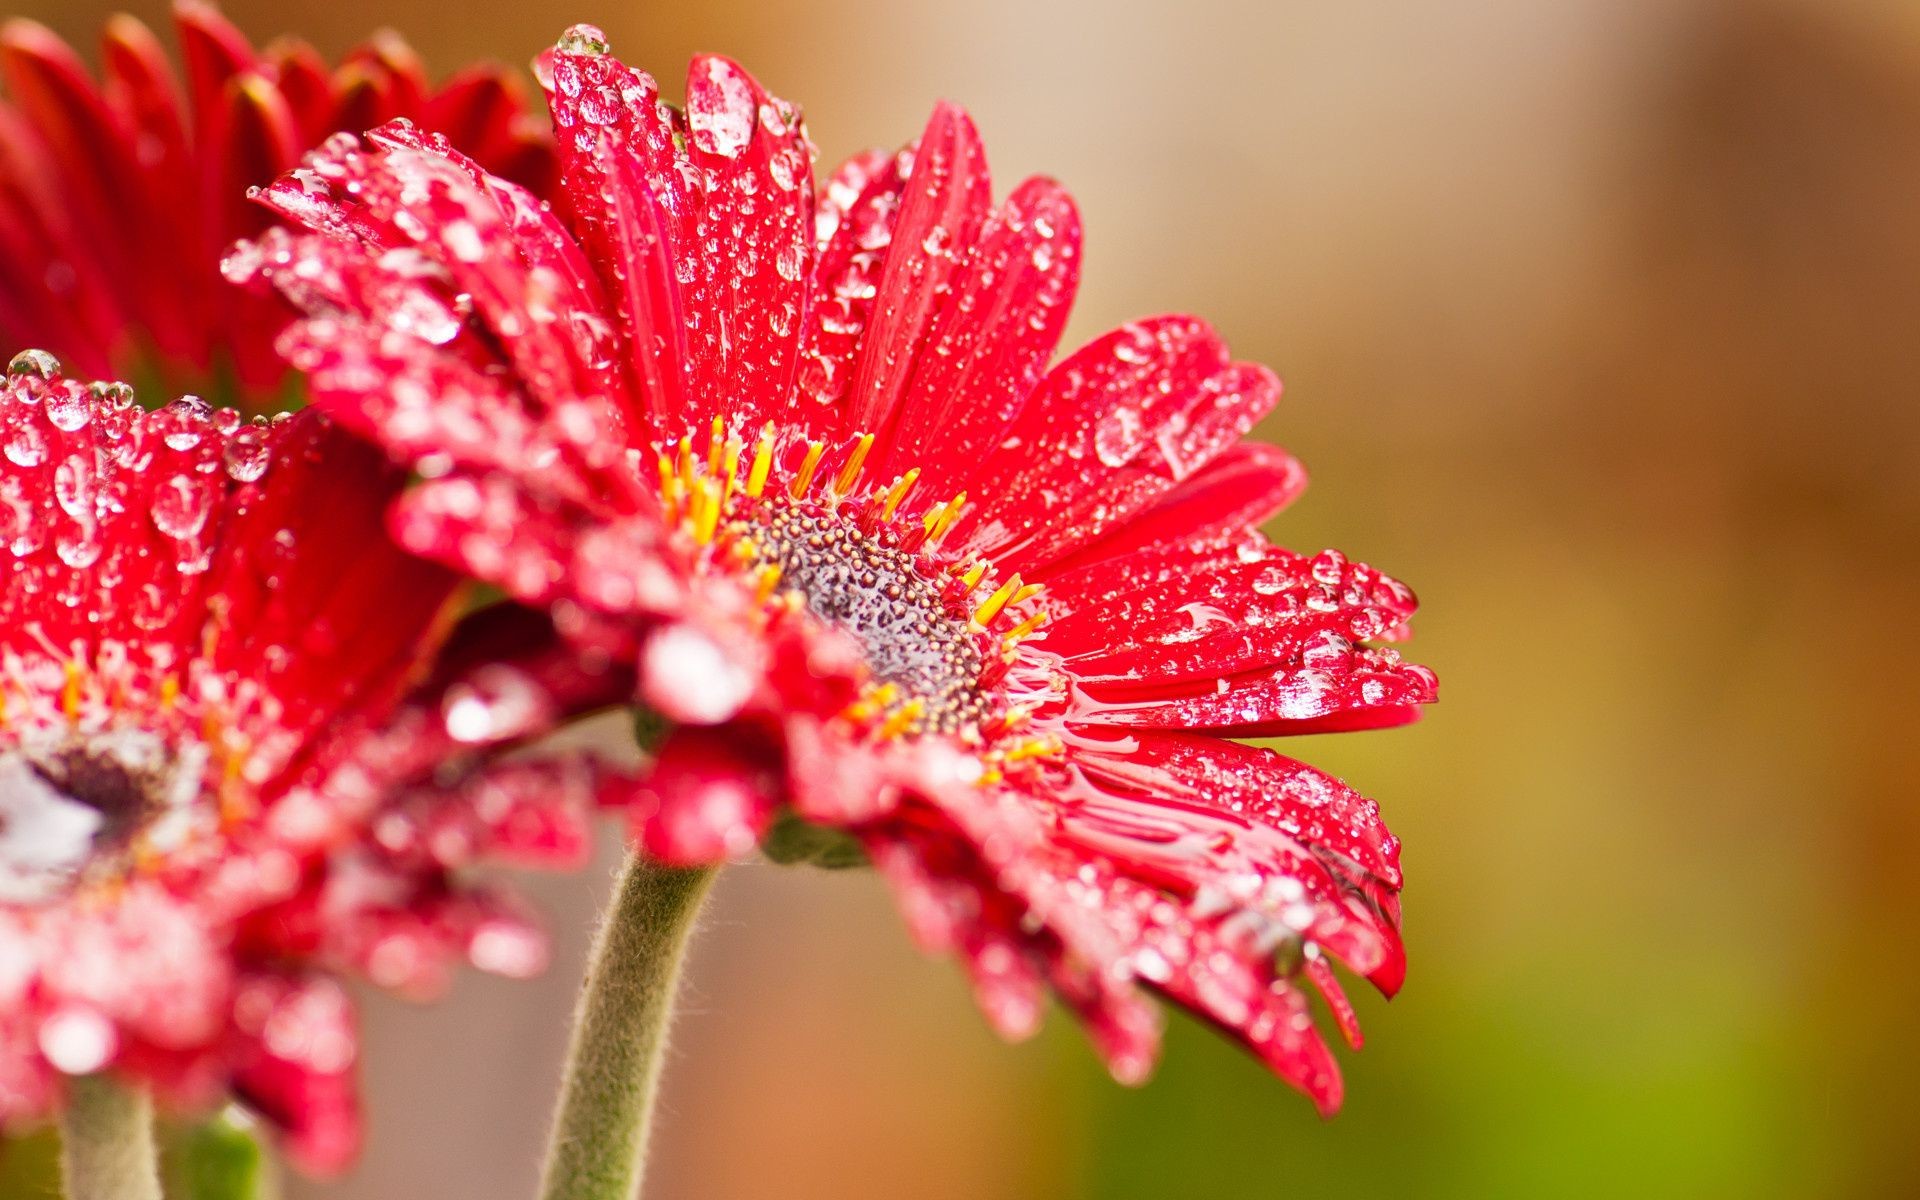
[879,176,1081,489]
[1048,546,1420,688]
[839,103,992,440]
[1036,441,1307,579]
[953,315,1280,572]
[797,147,904,425]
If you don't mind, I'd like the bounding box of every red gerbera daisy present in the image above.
[0,354,620,1171]
[0,1,551,405]
[242,28,1437,1111]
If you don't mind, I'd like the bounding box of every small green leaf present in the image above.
[162,1107,273,1200]
[761,810,869,869]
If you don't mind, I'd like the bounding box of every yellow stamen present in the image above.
[998,703,1036,733]
[675,434,695,492]
[158,675,181,713]
[878,698,926,740]
[1003,610,1050,645]
[720,437,743,509]
[790,441,826,499]
[62,661,83,722]
[1012,583,1044,607]
[746,423,776,498]
[958,561,989,590]
[973,574,1022,628]
[924,491,967,542]
[833,433,876,496]
[1003,735,1062,764]
[881,469,922,520]
[706,415,726,475]
[657,452,682,516]
[692,478,724,544]
[755,563,784,605]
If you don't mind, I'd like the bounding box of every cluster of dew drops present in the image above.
[2,349,285,624]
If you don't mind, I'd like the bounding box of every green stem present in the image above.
[58,1075,162,1200]
[539,854,718,1200]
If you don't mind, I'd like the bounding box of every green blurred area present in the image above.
[8,0,1919,1196]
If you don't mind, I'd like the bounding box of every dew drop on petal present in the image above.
[7,349,59,379]
[556,23,611,55]
[222,427,272,482]
[150,474,214,539]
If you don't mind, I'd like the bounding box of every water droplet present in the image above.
[556,23,611,55]
[4,423,46,467]
[43,389,88,432]
[223,428,272,482]
[1093,404,1146,467]
[7,349,59,379]
[150,474,214,539]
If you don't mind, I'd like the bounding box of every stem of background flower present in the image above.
[58,1075,163,1200]
[538,853,719,1200]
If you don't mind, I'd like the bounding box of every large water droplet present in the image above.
[7,349,59,379]
[555,23,611,55]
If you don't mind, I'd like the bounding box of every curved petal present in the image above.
[838,103,992,441]
[880,176,1081,490]
[953,315,1279,572]
[1047,546,1420,687]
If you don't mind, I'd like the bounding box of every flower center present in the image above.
[659,419,1058,746]
[0,731,181,905]
[745,505,992,734]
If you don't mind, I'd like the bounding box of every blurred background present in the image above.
[7,0,1920,1195]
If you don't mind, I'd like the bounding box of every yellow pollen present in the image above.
[675,434,696,491]
[746,423,776,497]
[62,662,83,722]
[706,415,726,475]
[1003,735,1063,764]
[958,561,989,590]
[924,491,967,543]
[833,433,876,496]
[881,469,922,520]
[878,698,926,740]
[790,441,826,498]
[720,438,743,509]
[158,675,181,713]
[999,704,1036,733]
[973,574,1023,628]
[691,478,724,544]
[1003,610,1050,645]
[754,562,784,605]
[1013,583,1044,607]
[657,452,681,515]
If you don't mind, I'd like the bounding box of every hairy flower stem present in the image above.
[539,854,718,1200]
[58,1075,162,1200]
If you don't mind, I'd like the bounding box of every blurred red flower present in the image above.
[243,27,1436,1112]
[0,358,621,1171]
[0,1,551,404]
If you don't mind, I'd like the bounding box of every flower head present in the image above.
[244,28,1437,1112]
[0,355,617,1170]
[0,2,552,405]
